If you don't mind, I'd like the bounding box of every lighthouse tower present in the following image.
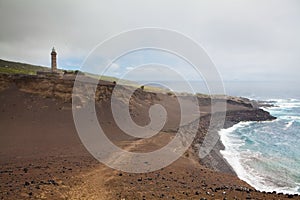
[51,47,57,72]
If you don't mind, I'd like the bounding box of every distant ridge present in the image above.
[0,59,49,75]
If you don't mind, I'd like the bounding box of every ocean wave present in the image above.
[265,99,300,109]
[219,118,300,195]
[266,98,300,102]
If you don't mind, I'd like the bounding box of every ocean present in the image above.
[145,80,300,194]
[218,81,300,195]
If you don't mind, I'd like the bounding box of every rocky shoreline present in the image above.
[1,73,299,199]
[194,108,276,176]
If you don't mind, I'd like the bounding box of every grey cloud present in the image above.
[0,0,299,82]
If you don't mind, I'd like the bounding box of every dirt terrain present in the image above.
[0,74,298,199]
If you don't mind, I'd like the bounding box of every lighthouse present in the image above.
[51,47,57,72]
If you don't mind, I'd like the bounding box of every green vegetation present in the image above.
[0,59,170,94]
[143,85,170,93]
[0,59,49,75]
[167,91,174,96]
[63,70,85,75]
[84,72,167,93]
[196,93,210,98]
[84,72,119,83]
[78,72,171,93]
[85,72,139,86]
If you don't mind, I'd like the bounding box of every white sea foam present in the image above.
[285,120,294,129]
[219,120,300,195]
[279,103,300,109]
[280,116,300,121]
[218,98,300,195]
[219,122,258,187]
[267,99,300,109]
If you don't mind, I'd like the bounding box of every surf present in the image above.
[219,99,300,195]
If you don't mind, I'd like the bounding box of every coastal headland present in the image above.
[1,69,299,199]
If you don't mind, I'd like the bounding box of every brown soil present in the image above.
[0,74,298,200]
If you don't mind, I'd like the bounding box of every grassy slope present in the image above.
[0,59,50,75]
[0,59,173,93]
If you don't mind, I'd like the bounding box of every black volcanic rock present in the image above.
[225,109,276,128]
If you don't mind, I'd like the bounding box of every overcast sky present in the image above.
[0,0,299,82]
